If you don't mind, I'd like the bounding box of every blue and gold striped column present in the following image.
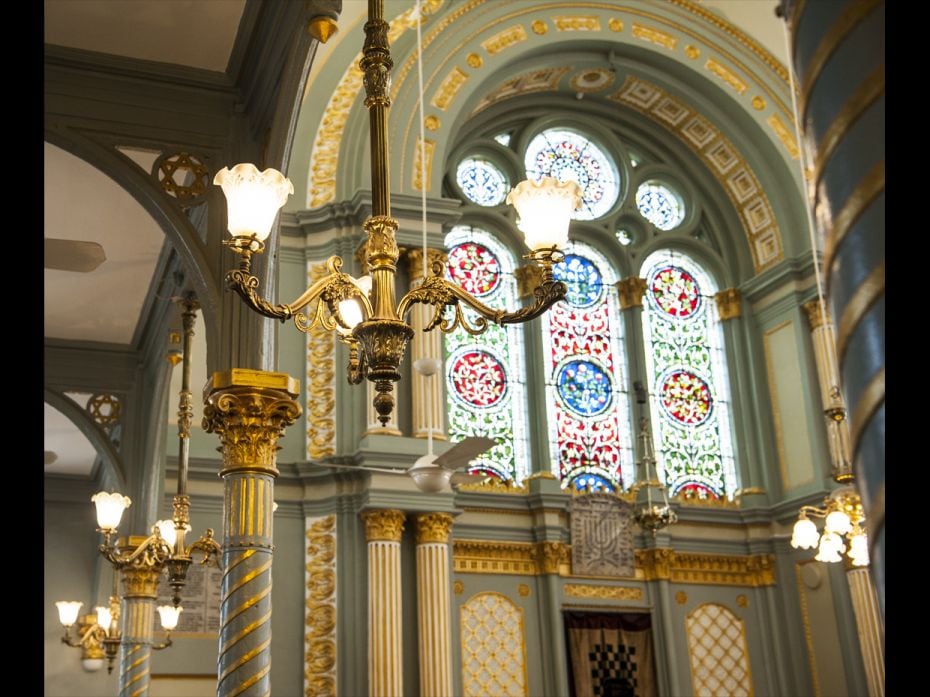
[781,0,885,612]
[117,538,162,697]
[361,509,406,697]
[203,370,301,697]
[414,513,454,697]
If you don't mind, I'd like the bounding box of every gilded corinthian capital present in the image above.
[415,513,454,544]
[362,509,406,542]
[202,370,301,477]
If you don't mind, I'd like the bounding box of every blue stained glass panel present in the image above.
[636,182,685,230]
[553,254,603,307]
[556,360,612,416]
[570,473,616,493]
[456,158,508,207]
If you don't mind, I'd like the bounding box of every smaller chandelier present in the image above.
[56,595,121,673]
[790,485,869,566]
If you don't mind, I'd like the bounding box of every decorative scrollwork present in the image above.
[226,269,294,321]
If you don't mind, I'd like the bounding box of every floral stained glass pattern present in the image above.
[524,129,619,221]
[444,227,528,483]
[641,253,736,499]
[542,244,633,491]
[636,182,685,230]
[456,158,509,207]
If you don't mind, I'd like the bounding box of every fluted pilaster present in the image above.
[362,509,406,697]
[203,370,301,697]
[415,513,454,697]
[846,567,884,697]
[407,249,448,441]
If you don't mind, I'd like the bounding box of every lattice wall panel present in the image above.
[686,603,753,697]
[460,592,527,697]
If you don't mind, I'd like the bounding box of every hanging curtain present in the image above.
[564,611,658,697]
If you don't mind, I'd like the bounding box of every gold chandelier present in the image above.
[213,0,581,427]
[630,382,677,536]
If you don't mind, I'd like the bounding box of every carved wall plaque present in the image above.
[570,494,635,577]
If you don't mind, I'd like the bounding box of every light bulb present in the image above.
[336,275,371,334]
[790,517,819,550]
[56,601,83,627]
[92,491,131,531]
[506,176,582,251]
[157,605,183,631]
[213,164,293,241]
[155,519,177,547]
[95,606,112,632]
[825,509,852,535]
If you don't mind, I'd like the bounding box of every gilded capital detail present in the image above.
[415,513,454,544]
[362,509,406,542]
[121,566,162,599]
[617,277,647,309]
[714,288,742,320]
[802,298,832,329]
[202,371,301,477]
[407,248,447,282]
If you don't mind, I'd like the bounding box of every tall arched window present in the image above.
[640,250,737,499]
[444,226,529,483]
[542,241,633,491]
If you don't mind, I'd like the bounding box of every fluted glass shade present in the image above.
[157,605,183,631]
[506,176,582,251]
[848,530,870,566]
[56,601,83,627]
[95,606,112,632]
[214,163,294,241]
[91,492,131,531]
[790,517,819,550]
[155,519,177,547]
[824,509,852,535]
[815,530,846,563]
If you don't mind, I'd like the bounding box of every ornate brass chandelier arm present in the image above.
[225,268,294,321]
[186,530,223,567]
[397,276,505,331]
[341,335,367,385]
[99,532,170,568]
[151,636,173,651]
[498,279,567,325]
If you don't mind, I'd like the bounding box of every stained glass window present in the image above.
[640,250,736,500]
[524,129,619,221]
[494,132,512,147]
[444,227,529,483]
[542,242,633,491]
[636,182,685,231]
[456,158,509,207]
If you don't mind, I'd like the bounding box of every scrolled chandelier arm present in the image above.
[214,0,582,427]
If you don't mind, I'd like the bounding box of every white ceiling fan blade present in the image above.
[306,461,408,476]
[45,238,106,272]
[434,436,497,471]
[450,472,489,487]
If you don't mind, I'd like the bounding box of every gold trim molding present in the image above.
[835,262,884,369]
[306,263,336,458]
[553,15,601,32]
[564,584,643,600]
[480,24,528,55]
[305,516,336,697]
[823,160,884,278]
[412,137,436,191]
[767,113,799,159]
[632,23,677,50]
[430,68,469,110]
[457,478,528,494]
[705,58,747,94]
[849,367,884,461]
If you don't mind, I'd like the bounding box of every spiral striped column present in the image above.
[846,566,885,697]
[415,513,454,697]
[782,0,885,610]
[117,547,162,697]
[203,370,301,697]
[361,509,406,697]
[407,249,448,441]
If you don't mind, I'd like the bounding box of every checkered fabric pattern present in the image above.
[589,643,638,696]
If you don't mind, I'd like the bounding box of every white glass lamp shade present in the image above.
[95,606,113,632]
[91,492,131,531]
[815,530,846,563]
[155,519,177,547]
[81,658,104,673]
[56,601,83,627]
[824,509,852,535]
[506,176,582,251]
[848,531,870,567]
[157,605,183,631]
[336,275,371,334]
[409,454,453,493]
[213,164,294,241]
[790,517,819,550]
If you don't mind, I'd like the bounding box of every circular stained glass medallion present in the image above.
[556,360,613,416]
[553,254,602,307]
[649,265,701,318]
[570,473,616,492]
[449,350,507,408]
[524,129,619,220]
[636,182,685,230]
[456,158,508,207]
[659,369,712,426]
[446,242,501,297]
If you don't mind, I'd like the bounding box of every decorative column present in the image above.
[617,277,648,489]
[802,299,853,479]
[537,541,570,696]
[362,509,406,697]
[203,370,301,697]
[846,566,885,697]
[117,537,162,697]
[780,0,885,610]
[407,249,448,440]
[415,513,454,697]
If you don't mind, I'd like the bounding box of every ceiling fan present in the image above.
[45,238,106,272]
[307,358,496,493]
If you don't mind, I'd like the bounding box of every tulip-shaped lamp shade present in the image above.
[848,530,870,566]
[157,605,183,631]
[213,164,294,241]
[91,492,131,531]
[790,517,819,550]
[506,176,582,251]
[815,530,846,563]
[155,519,177,547]
[56,601,83,627]
[95,606,113,633]
[824,509,852,535]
